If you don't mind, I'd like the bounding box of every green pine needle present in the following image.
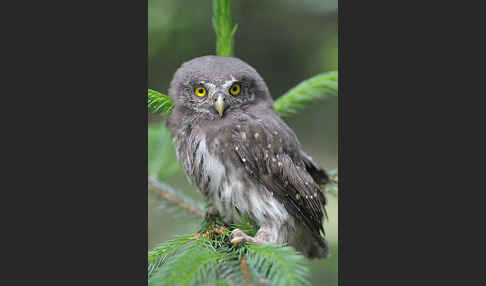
[245,244,311,286]
[149,243,225,286]
[148,212,313,286]
[148,235,196,264]
[274,71,338,117]
[148,89,173,115]
[148,235,196,279]
[214,280,232,286]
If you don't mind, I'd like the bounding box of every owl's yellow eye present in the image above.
[195,86,207,97]
[229,83,241,95]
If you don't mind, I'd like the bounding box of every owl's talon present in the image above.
[230,228,248,246]
[231,236,247,246]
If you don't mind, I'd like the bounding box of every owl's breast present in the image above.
[171,115,291,226]
[190,136,240,223]
[193,137,227,195]
[186,134,289,227]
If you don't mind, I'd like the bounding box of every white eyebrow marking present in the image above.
[200,78,238,99]
[202,82,217,98]
[222,78,237,90]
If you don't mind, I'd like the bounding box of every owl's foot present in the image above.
[230,228,257,246]
[230,227,279,246]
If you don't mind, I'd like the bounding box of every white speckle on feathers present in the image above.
[194,138,290,243]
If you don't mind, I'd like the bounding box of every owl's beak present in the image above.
[215,95,225,117]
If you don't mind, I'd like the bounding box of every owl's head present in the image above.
[169,56,272,119]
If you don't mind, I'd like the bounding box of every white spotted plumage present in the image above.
[167,55,329,259]
[194,138,292,244]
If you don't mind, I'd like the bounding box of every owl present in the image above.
[167,55,329,259]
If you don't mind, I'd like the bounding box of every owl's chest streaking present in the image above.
[171,118,291,232]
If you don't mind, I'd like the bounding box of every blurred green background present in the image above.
[148,0,338,285]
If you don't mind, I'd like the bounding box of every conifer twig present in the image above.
[213,0,237,57]
[148,177,204,218]
[148,89,173,115]
[274,71,338,117]
[240,255,254,286]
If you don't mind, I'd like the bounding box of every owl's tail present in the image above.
[292,226,330,259]
[306,235,330,259]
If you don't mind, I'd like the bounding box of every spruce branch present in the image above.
[148,211,313,286]
[149,242,225,286]
[245,245,311,286]
[148,235,198,280]
[148,177,205,218]
[240,255,254,286]
[148,89,173,115]
[213,0,237,57]
[274,71,338,118]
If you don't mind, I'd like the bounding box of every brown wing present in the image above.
[301,150,329,187]
[230,105,327,236]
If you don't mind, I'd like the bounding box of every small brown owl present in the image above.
[167,55,329,259]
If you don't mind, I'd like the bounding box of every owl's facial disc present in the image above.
[203,79,237,118]
[170,56,273,120]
